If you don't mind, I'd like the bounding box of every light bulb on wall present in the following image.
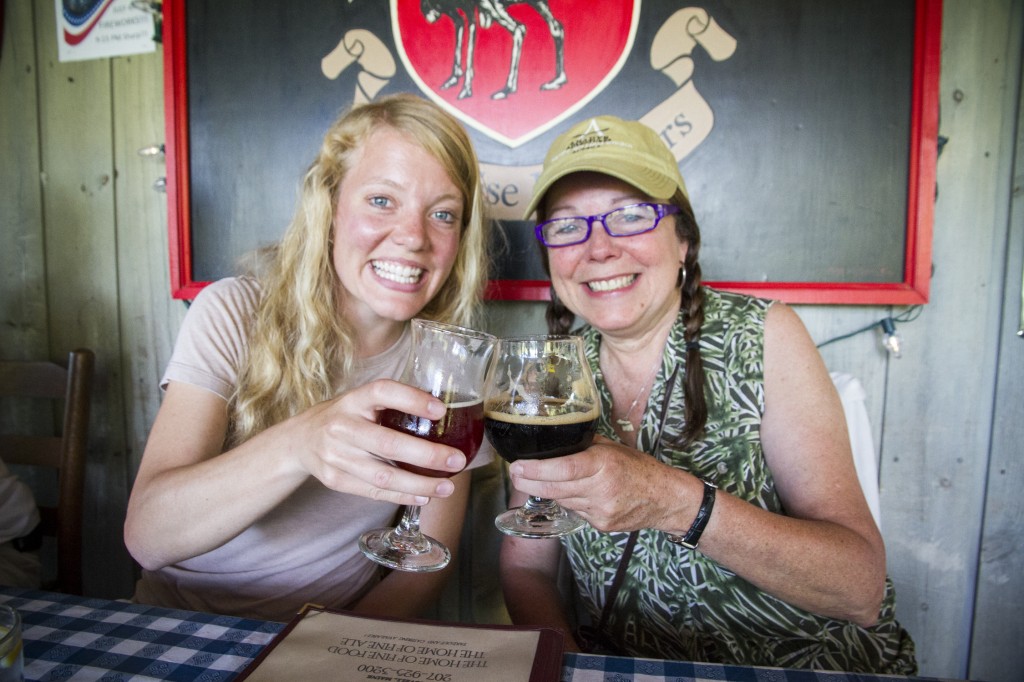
[879,317,903,358]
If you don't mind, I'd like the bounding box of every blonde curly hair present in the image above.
[230,94,489,444]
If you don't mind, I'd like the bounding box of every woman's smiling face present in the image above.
[331,126,464,329]
[544,172,687,338]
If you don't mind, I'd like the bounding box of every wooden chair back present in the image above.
[0,349,94,594]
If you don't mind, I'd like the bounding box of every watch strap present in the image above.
[666,479,717,549]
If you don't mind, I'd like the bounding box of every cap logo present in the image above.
[547,118,634,167]
[567,119,611,149]
[579,119,607,137]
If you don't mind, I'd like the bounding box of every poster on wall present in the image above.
[56,0,155,63]
[165,0,941,304]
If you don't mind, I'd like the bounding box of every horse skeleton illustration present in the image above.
[421,0,567,100]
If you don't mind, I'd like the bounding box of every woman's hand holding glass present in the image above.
[359,319,495,572]
[483,335,600,538]
[506,435,698,534]
[295,379,471,506]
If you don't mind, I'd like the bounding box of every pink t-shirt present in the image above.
[133,277,492,621]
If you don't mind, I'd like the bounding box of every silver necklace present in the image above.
[614,358,661,433]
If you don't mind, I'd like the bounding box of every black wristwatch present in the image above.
[665,479,717,549]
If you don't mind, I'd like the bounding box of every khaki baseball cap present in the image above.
[523,115,689,219]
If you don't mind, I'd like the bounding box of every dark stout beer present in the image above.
[484,401,599,462]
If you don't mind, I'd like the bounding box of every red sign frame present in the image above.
[163,1,941,304]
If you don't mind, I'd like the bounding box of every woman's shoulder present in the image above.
[173,277,263,363]
[696,287,773,370]
[702,286,773,323]
[189,277,262,317]
[196,276,262,303]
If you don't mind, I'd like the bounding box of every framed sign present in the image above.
[163,0,941,304]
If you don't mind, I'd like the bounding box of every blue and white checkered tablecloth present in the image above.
[560,653,960,682]
[1,587,963,682]
[0,587,284,681]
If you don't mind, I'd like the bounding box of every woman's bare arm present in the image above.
[125,379,470,569]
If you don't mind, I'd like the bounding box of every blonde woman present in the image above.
[125,94,491,622]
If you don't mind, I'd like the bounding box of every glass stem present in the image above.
[396,504,424,540]
[522,496,560,517]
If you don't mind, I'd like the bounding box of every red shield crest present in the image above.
[393,0,640,148]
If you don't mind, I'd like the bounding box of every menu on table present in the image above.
[237,605,564,682]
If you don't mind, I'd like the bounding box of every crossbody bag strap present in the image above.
[577,529,638,653]
[577,363,681,652]
[597,529,638,629]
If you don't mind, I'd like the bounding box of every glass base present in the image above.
[495,498,587,538]
[358,527,451,572]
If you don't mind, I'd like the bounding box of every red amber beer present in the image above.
[380,397,484,477]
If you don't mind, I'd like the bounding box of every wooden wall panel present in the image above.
[0,0,46,358]
[970,2,1024,678]
[32,0,133,596]
[0,0,50,489]
[110,50,187,477]
[882,1,1017,675]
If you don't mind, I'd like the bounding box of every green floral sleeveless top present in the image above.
[563,288,917,673]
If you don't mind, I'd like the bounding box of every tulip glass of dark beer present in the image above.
[484,335,599,537]
[359,319,495,572]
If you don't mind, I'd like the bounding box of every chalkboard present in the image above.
[163,0,940,304]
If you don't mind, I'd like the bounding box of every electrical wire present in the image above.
[816,305,922,349]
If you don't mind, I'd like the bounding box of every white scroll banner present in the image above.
[322,29,398,105]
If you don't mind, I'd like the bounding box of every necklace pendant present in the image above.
[616,418,634,432]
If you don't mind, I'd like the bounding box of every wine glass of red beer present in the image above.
[359,319,495,572]
[484,335,600,537]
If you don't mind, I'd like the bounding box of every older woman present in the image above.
[500,114,916,673]
[125,94,491,622]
